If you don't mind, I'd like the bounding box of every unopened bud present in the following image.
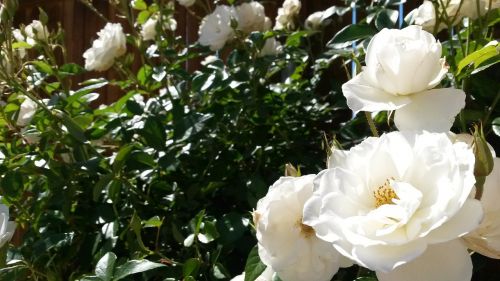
[472,124,494,200]
[473,124,494,177]
[285,163,300,177]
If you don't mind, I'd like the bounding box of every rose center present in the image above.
[374,178,399,208]
[296,217,315,238]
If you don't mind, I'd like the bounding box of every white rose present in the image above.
[83,23,127,72]
[254,175,342,281]
[198,5,237,51]
[0,203,16,248]
[305,11,330,30]
[282,0,301,16]
[164,17,177,32]
[12,28,27,59]
[274,0,301,30]
[176,0,196,8]
[464,157,500,258]
[258,38,282,57]
[303,131,482,281]
[411,1,445,33]
[16,97,37,127]
[235,2,270,33]
[342,25,465,132]
[141,17,158,41]
[141,16,176,41]
[230,267,274,281]
[448,0,496,20]
[25,20,48,45]
[414,0,500,32]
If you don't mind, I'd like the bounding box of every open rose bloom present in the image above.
[303,132,482,281]
[342,25,465,132]
[0,203,16,249]
[254,175,344,281]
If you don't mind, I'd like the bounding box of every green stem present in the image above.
[365,111,379,137]
[483,90,500,125]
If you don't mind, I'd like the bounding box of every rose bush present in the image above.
[0,0,498,280]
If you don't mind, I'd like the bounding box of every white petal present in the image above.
[350,239,427,272]
[426,199,483,243]
[376,240,472,281]
[342,72,411,113]
[394,88,465,132]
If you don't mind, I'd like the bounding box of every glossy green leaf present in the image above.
[95,252,117,281]
[244,246,266,281]
[458,43,499,74]
[492,117,500,137]
[183,258,201,278]
[31,61,53,75]
[375,9,398,30]
[328,24,376,45]
[114,260,165,280]
[143,216,162,228]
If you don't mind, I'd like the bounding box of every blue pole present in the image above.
[399,3,404,28]
[351,2,357,77]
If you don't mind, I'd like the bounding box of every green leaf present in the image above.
[183,258,201,278]
[45,82,60,94]
[1,170,23,198]
[61,113,87,142]
[80,277,103,281]
[492,117,500,137]
[375,9,398,30]
[354,277,378,281]
[59,63,85,76]
[328,24,377,45]
[113,260,165,280]
[95,252,117,281]
[212,263,229,279]
[244,246,266,281]
[136,10,151,25]
[285,31,312,47]
[143,216,162,228]
[131,0,147,10]
[112,144,135,173]
[458,43,499,74]
[141,117,166,150]
[198,220,219,244]
[31,61,53,75]
[130,212,152,253]
[137,65,153,87]
[38,8,48,25]
[93,174,114,201]
[12,42,32,49]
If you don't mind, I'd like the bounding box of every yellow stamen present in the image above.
[296,217,315,238]
[374,178,398,208]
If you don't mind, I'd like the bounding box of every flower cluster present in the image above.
[83,22,127,72]
[274,0,301,30]
[246,25,498,281]
[410,0,500,32]
[198,1,273,51]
